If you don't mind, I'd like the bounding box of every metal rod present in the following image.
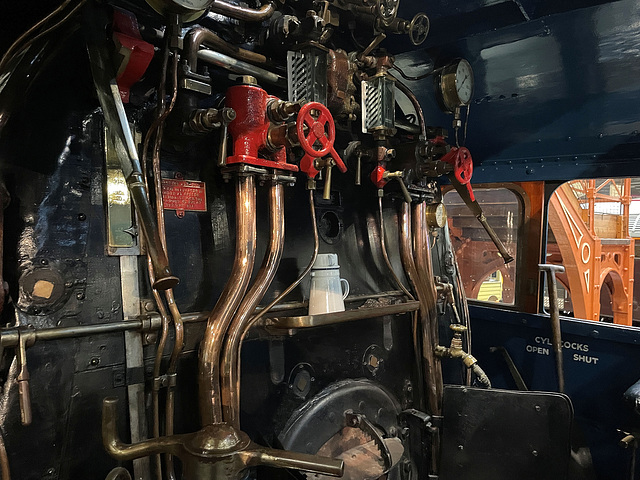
[184,27,267,72]
[86,38,178,290]
[196,49,285,87]
[540,264,566,393]
[199,175,257,426]
[208,1,276,22]
[267,301,420,329]
[222,181,285,429]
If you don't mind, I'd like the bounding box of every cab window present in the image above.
[444,187,521,305]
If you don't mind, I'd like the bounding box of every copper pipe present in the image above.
[412,202,443,412]
[184,27,266,74]
[102,399,183,461]
[199,174,257,425]
[209,1,276,22]
[378,196,414,301]
[142,45,180,480]
[393,78,426,137]
[221,180,285,429]
[399,203,439,415]
[249,189,319,325]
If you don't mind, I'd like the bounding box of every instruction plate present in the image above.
[162,178,207,215]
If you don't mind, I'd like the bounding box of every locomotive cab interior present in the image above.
[1,0,640,479]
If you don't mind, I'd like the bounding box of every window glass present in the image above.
[546,178,639,325]
[444,188,520,305]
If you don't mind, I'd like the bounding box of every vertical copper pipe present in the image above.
[412,202,443,412]
[399,203,439,415]
[199,174,257,425]
[221,180,285,429]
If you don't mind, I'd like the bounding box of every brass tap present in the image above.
[102,398,344,480]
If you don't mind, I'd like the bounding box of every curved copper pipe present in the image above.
[378,196,414,301]
[412,202,443,413]
[209,1,276,22]
[399,203,439,415]
[199,175,257,425]
[221,181,285,429]
[184,27,267,74]
[250,189,318,325]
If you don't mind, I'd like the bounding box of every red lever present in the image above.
[296,102,346,178]
[440,146,474,201]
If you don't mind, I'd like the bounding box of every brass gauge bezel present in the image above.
[436,58,474,114]
[425,202,447,229]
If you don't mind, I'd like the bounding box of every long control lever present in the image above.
[440,147,514,264]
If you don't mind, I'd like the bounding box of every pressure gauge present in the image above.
[145,0,213,20]
[425,202,447,229]
[436,58,474,114]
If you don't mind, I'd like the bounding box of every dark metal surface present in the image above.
[440,385,573,480]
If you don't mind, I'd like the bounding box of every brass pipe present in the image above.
[199,174,257,425]
[412,202,443,412]
[103,397,344,479]
[222,181,285,429]
[102,398,183,461]
[184,27,267,73]
[399,203,439,415]
[243,448,343,476]
[209,1,276,22]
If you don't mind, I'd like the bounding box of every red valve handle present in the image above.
[441,146,475,201]
[296,102,347,177]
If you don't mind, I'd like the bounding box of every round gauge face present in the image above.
[426,203,447,228]
[455,59,474,106]
[437,58,475,113]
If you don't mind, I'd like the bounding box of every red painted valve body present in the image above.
[225,84,297,171]
[370,165,388,188]
[440,146,475,201]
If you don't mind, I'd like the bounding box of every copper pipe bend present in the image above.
[198,174,257,426]
[209,1,276,22]
[221,180,285,429]
[184,27,267,73]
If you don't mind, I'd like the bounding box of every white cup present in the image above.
[308,253,350,315]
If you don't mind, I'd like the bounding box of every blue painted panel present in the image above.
[395,0,640,182]
[468,304,640,479]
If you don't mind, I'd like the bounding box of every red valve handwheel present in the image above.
[296,102,347,177]
[441,146,475,201]
[441,146,473,185]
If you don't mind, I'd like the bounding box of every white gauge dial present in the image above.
[455,59,473,105]
[437,58,475,113]
[426,203,447,229]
